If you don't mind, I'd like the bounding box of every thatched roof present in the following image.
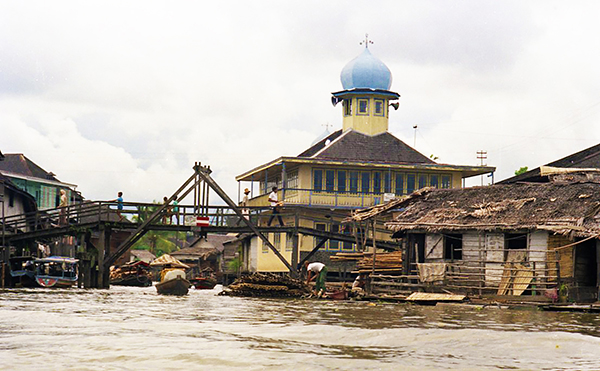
[150,254,190,268]
[379,180,600,238]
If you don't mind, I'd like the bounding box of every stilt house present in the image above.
[353,167,600,302]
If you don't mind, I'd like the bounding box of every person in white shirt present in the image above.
[305,261,327,295]
[267,186,284,226]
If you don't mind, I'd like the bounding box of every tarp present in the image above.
[150,254,190,269]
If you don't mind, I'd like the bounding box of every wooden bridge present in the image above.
[1,163,398,288]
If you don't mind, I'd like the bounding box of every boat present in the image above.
[156,269,190,296]
[110,261,153,287]
[8,256,37,287]
[150,254,191,295]
[34,256,78,288]
[190,276,217,290]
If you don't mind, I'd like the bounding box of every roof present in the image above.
[130,250,156,262]
[500,142,600,183]
[0,172,37,211]
[171,234,236,260]
[298,129,435,165]
[0,154,60,181]
[340,47,392,91]
[381,178,600,238]
[149,254,190,268]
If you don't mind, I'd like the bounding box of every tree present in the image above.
[131,201,186,256]
[514,166,528,176]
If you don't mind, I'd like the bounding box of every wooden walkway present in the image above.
[1,163,398,288]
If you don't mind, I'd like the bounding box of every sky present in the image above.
[2,1,600,204]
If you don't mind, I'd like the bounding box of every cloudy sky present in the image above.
[2,1,600,204]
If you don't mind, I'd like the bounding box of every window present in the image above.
[358,99,369,115]
[286,233,294,251]
[349,171,359,193]
[430,175,439,188]
[274,233,281,251]
[325,170,335,192]
[342,225,354,251]
[505,233,528,262]
[444,234,462,260]
[262,238,269,253]
[287,170,299,190]
[384,172,391,193]
[395,173,404,196]
[344,99,352,116]
[329,224,340,250]
[337,171,346,193]
[361,172,370,194]
[373,172,382,194]
[441,175,451,189]
[407,174,416,194]
[8,191,14,207]
[374,99,384,116]
[418,174,427,189]
[315,223,327,248]
[313,170,323,192]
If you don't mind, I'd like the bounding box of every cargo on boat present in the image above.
[110,261,152,287]
[219,273,311,298]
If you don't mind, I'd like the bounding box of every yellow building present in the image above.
[236,44,494,273]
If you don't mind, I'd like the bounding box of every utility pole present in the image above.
[477,150,487,186]
[413,125,418,148]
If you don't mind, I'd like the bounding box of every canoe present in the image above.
[156,276,190,296]
[190,277,217,290]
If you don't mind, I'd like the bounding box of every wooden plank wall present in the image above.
[485,233,504,285]
[548,234,573,281]
[425,234,443,261]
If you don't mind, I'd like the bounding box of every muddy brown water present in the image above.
[1,285,600,370]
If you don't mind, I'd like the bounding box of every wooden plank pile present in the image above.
[219,273,312,298]
[330,251,403,273]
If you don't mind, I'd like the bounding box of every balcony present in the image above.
[246,188,390,209]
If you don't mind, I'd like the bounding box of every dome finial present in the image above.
[360,33,373,49]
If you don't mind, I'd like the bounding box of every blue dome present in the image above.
[340,48,392,90]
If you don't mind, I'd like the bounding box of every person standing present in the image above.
[241,188,250,219]
[305,261,327,296]
[171,196,179,225]
[114,192,124,221]
[58,189,68,225]
[267,186,284,226]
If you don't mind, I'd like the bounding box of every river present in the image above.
[1,285,600,370]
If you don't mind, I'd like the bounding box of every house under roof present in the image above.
[376,176,600,238]
[500,142,600,184]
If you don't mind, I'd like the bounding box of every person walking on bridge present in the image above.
[267,186,284,226]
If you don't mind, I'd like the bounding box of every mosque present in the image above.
[235,42,494,272]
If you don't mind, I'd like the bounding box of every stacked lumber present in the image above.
[329,252,365,262]
[357,251,403,271]
[219,273,312,298]
[331,251,403,272]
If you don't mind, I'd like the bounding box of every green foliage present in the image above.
[131,200,186,256]
[429,154,439,161]
[514,166,528,176]
[227,257,242,272]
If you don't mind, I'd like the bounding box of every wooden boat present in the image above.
[34,256,78,288]
[8,256,37,287]
[190,276,217,290]
[156,268,190,295]
[156,276,190,296]
[326,289,349,300]
[110,261,152,287]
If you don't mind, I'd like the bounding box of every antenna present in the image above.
[360,33,374,48]
[477,150,488,186]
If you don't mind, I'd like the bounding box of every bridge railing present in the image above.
[1,201,306,236]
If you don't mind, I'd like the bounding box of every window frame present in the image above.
[374,99,385,116]
[357,99,369,115]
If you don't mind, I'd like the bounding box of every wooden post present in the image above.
[369,219,377,295]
